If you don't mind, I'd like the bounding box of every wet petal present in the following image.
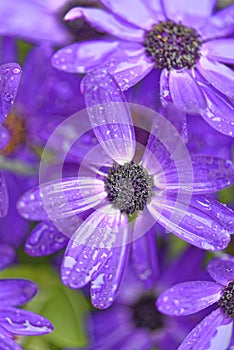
[197,56,234,100]
[157,281,222,316]
[0,63,21,124]
[207,257,234,286]
[65,7,144,42]
[0,244,15,270]
[25,221,68,256]
[18,178,106,221]
[169,69,207,113]
[160,69,173,107]
[163,0,216,21]
[147,194,231,250]
[0,280,37,307]
[83,69,135,164]
[0,307,53,335]
[178,308,232,350]
[61,206,129,289]
[91,228,130,309]
[199,4,234,40]
[99,0,158,30]
[202,39,234,65]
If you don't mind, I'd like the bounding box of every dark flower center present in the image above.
[131,295,164,331]
[144,20,202,70]
[219,281,234,318]
[1,112,26,156]
[104,161,152,215]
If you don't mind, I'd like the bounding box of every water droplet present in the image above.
[3,93,13,103]
[12,67,21,75]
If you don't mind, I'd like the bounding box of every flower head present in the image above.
[52,0,234,136]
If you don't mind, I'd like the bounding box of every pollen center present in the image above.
[219,281,234,318]
[131,295,164,331]
[104,161,152,215]
[144,20,202,70]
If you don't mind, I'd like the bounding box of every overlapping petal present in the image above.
[0,280,37,307]
[0,330,22,350]
[0,244,15,270]
[203,39,234,64]
[207,257,234,286]
[157,281,222,316]
[83,69,135,164]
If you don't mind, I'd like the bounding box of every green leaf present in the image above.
[0,265,89,348]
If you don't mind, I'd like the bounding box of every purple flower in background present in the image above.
[17,70,234,309]
[52,0,234,136]
[157,255,234,349]
[0,244,53,349]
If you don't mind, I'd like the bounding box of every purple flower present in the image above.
[17,69,234,309]
[157,255,234,349]
[52,0,234,136]
[0,244,53,349]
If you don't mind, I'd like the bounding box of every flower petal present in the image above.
[0,173,8,218]
[0,330,22,350]
[207,256,234,286]
[157,281,222,316]
[65,7,145,42]
[197,56,234,100]
[169,69,207,113]
[0,37,17,64]
[160,69,173,107]
[0,63,21,124]
[147,194,231,250]
[117,330,153,350]
[131,225,159,289]
[160,156,234,194]
[0,307,53,336]
[18,178,106,221]
[91,228,130,309]
[178,308,232,350]
[61,206,129,288]
[99,0,158,30]
[83,69,135,164]
[25,221,68,257]
[0,279,37,307]
[0,125,10,149]
[202,39,234,64]
[199,4,234,40]
[0,244,15,270]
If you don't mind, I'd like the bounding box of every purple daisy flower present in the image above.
[17,70,234,309]
[0,244,54,349]
[52,0,234,136]
[157,254,234,349]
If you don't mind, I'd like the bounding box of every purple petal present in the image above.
[18,178,106,221]
[131,226,159,289]
[61,206,130,288]
[0,125,10,149]
[207,257,234,286]
[99,0,158,30]
[65,7,144,41]
[199,4,234,40]
[169,69,207,113]
[162,156,234,194]
[0,62,21,124]
[0,244,15,270]
[0,173,8,218]
[83,69,135,164]
[0,0,70,44]
[0,330,22,350]
[160,69,173,106]
[178,308,232,350]
[0,37,17,64]
[25,221,68,257]
[90,230,130,309]
[0,307,53,335]
[116,330,153,350]
[0,279,37,307]
[202,39,234,64]
[157,281,222,316]
[197,56,234,100]
[147,194,231,250]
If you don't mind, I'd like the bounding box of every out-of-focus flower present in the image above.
[0,244,54,349]
[17,70,234,309]
[157,254,234,350]
[52,0,234,136]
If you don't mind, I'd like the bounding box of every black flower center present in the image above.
[104,161,152,215]
[219,281,234,318]
[131,295,164,331]
[144,20,202,70]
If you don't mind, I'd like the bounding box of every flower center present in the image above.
[219,281,234,318]
[144,20,202,70]
[104,161,152,215]
[1,112,26,156]
[131,295,164,331]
